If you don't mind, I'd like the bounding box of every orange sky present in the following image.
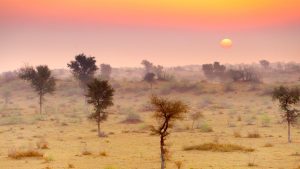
[1,0,300,71]
[2,0,300,30]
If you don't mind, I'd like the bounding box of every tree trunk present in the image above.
[97,120,101,137]
[288,121,291,143]
[39,94,42,114]
[192,120,195,129]
[160,136,165,169]
[150,82,153,94]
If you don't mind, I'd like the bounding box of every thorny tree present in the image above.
[150,96,188,169]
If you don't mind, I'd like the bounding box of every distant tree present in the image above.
[213,62,226,77]
[227,69,241,82]
[67,53,98,91]
[18,65,56,114]
[86,79,114,137]
[272,86,300,143]
[141,60,154,73]
[100,64,112,80]
[153,65,164,80]
[150,96,188,169]
[1,71,17,83]
[202,64,214,79]
[141,60,171,81]
[144,72,156,90]
[260,60,270,69]
[228,67,260,83]
[202,62,226,80]
[2,90,11,109]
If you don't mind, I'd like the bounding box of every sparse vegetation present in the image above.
[183,143,254,152]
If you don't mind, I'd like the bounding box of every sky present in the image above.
[1,0,300,72]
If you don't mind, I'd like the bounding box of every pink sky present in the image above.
[1,0,300,72]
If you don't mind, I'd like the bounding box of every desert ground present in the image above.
[0,67,300,169]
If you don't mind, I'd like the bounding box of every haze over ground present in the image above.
[1,0,300,72]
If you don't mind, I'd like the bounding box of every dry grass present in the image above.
[82,150,92,155]
[68,163,75,168]
[8,147,44,159]
[183,143,254,152]
[247,131,261,138]
[248,162,257,167]
[99,151,108,157]
[174,160,183,169]
[233,131,242,138]
[263,143,273,147]
[36,138,49,149]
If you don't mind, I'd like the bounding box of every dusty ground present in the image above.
[0,78,300,169]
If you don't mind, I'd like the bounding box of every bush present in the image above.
[247,131,261,138]
[261,114,271,127]
[183,143,254,152]
[121,113,142,124]
[198,123,213,132]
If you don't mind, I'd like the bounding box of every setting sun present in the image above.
[220,38,233,48]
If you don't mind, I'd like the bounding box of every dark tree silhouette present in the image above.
[67,53,98,91]
[273,86,300,143]
[86,78,114,137]
[228,67,260,83]
[260,60,270,69]
[150,96,188,169]
[100,64,112,80]
[141,60,154,73]
[202,62,226,79]
[18,65,56,114]
[144,72,156,91]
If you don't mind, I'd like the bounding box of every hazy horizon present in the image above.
[1,0,300,72]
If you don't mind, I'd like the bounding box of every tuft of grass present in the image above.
[233,131,242,138]
[81,144,92,156]
[198,123,213,132]
[82,150,92,155]
[8,147,44,159]
[68,163,75,168]
[104,166,117,169]
[174,160,183,169]
[99,151,108,157]
[183,143,254,152]
[291,152,300,156]
[121,113,142,124]
[248,162,257,167]
[43,154,54,163]
[247,131,261,138]
[263,143,273,147]
[36,138,49,149]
